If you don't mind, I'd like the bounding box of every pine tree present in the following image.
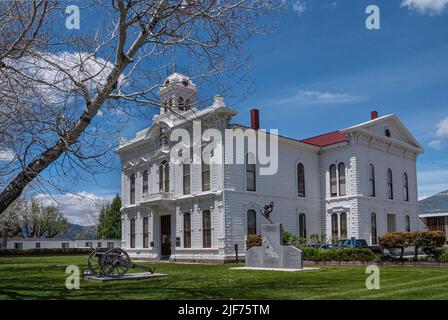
[96,195,121,240]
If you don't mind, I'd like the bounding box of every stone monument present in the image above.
[245,202,304,270]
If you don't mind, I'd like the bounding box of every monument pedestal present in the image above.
[246,223,303,270]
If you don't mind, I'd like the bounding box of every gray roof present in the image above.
[419,190,448,214]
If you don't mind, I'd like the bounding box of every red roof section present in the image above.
[300,131,348,147]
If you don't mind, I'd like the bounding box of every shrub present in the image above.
[282,231,307,248]
[0,248,94,256]
[246,234,262,250]
[440,251,448,262]
[310,234,326,245]
[302,247,378,262]
[378,232,412,259]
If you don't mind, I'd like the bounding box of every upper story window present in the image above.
[338,163,346,196]
[403,173,409,202]
[369,164,376,197]
[159,161,170,192]
[385,128,391,137]
[246,153,256,192]
[387,168,394,200]
[202,160,211,192]
[130,174,136,204]
[329,164,337,197]
[297,163,305,197]
[183,163,191,195]
[159,135,168,147]
[185,98,191,111]
[142,170,148,194]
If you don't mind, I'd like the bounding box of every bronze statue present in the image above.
[260,201,274,224]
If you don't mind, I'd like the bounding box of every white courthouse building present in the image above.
[117,72,424,262]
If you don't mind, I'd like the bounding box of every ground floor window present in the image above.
[143,217,149,248]
[405,215,411,232]
[35,242,41,249]
[14,243,23,250]
[247,210,257,235]
[202,210,212,248]
[371,212,378,245]
[298,213,307,239]
[387,214,396,233]
[107,242,114,249]
[130,218,135,248]
[184,212,192,248]
[331,212,348,240]
[425,217,446,232]
[62,242,69,249]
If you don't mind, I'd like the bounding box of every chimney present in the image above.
[371,110,378,120]
[250,109,260,130]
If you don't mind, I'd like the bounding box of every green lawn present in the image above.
[1,255,448,299]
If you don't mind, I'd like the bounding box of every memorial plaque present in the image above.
[246,247,263,267]
[281,246,303,269]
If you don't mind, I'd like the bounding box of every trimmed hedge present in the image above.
[302,247,379,262]
[379,231,446,260]
[0,248,94,256]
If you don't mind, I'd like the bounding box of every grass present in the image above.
[1,255,448,299]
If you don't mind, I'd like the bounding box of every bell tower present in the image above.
[159,72,197,115]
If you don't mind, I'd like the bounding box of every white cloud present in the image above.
[436,116,448,137]
[292,0,306,15]
[428,139,444,150]
[401,0,448,14]
[272,89,365,106]
[34,192,115,226]
[0,149,15,162]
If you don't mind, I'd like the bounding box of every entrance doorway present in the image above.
[160,215,171,257]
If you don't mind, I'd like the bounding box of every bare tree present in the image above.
[0,0,281,214]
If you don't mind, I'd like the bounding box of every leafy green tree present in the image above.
[96,195,121,239]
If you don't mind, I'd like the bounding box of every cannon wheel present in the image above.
[100,248,131,276]
[87,248,106,275]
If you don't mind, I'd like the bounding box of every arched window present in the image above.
[369,164,376,197]
[385,129,391,137]
[202,161,210,192]
[142,170,148,194]
[371,212,377,245]
[130,218,135,248]
[330,164,337,197]
[183,212,191,248]
[387,168,393,200]
[299,213,307,239]
[403,173,409,202]
[143,217,149,248]
[183,163,191,195]
[178,97,184,111]
[130,174,136,205]
[331,213,338,239]
[338,163,346,196]
[297,163,305,197]
[340,212,347,239]
[246,153,256,192]
[159,161,170,192]
[406,215,411,232]
[202,210,212,248]
[247,210,257,235]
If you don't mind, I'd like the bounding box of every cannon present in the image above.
[87,248,154,277]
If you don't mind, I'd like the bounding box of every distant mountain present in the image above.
[54,223,97,240]
[419,190,448,214]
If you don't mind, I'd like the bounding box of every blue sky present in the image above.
[35,0,448,224]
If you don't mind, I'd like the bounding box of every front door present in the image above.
[160,215,171,257]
